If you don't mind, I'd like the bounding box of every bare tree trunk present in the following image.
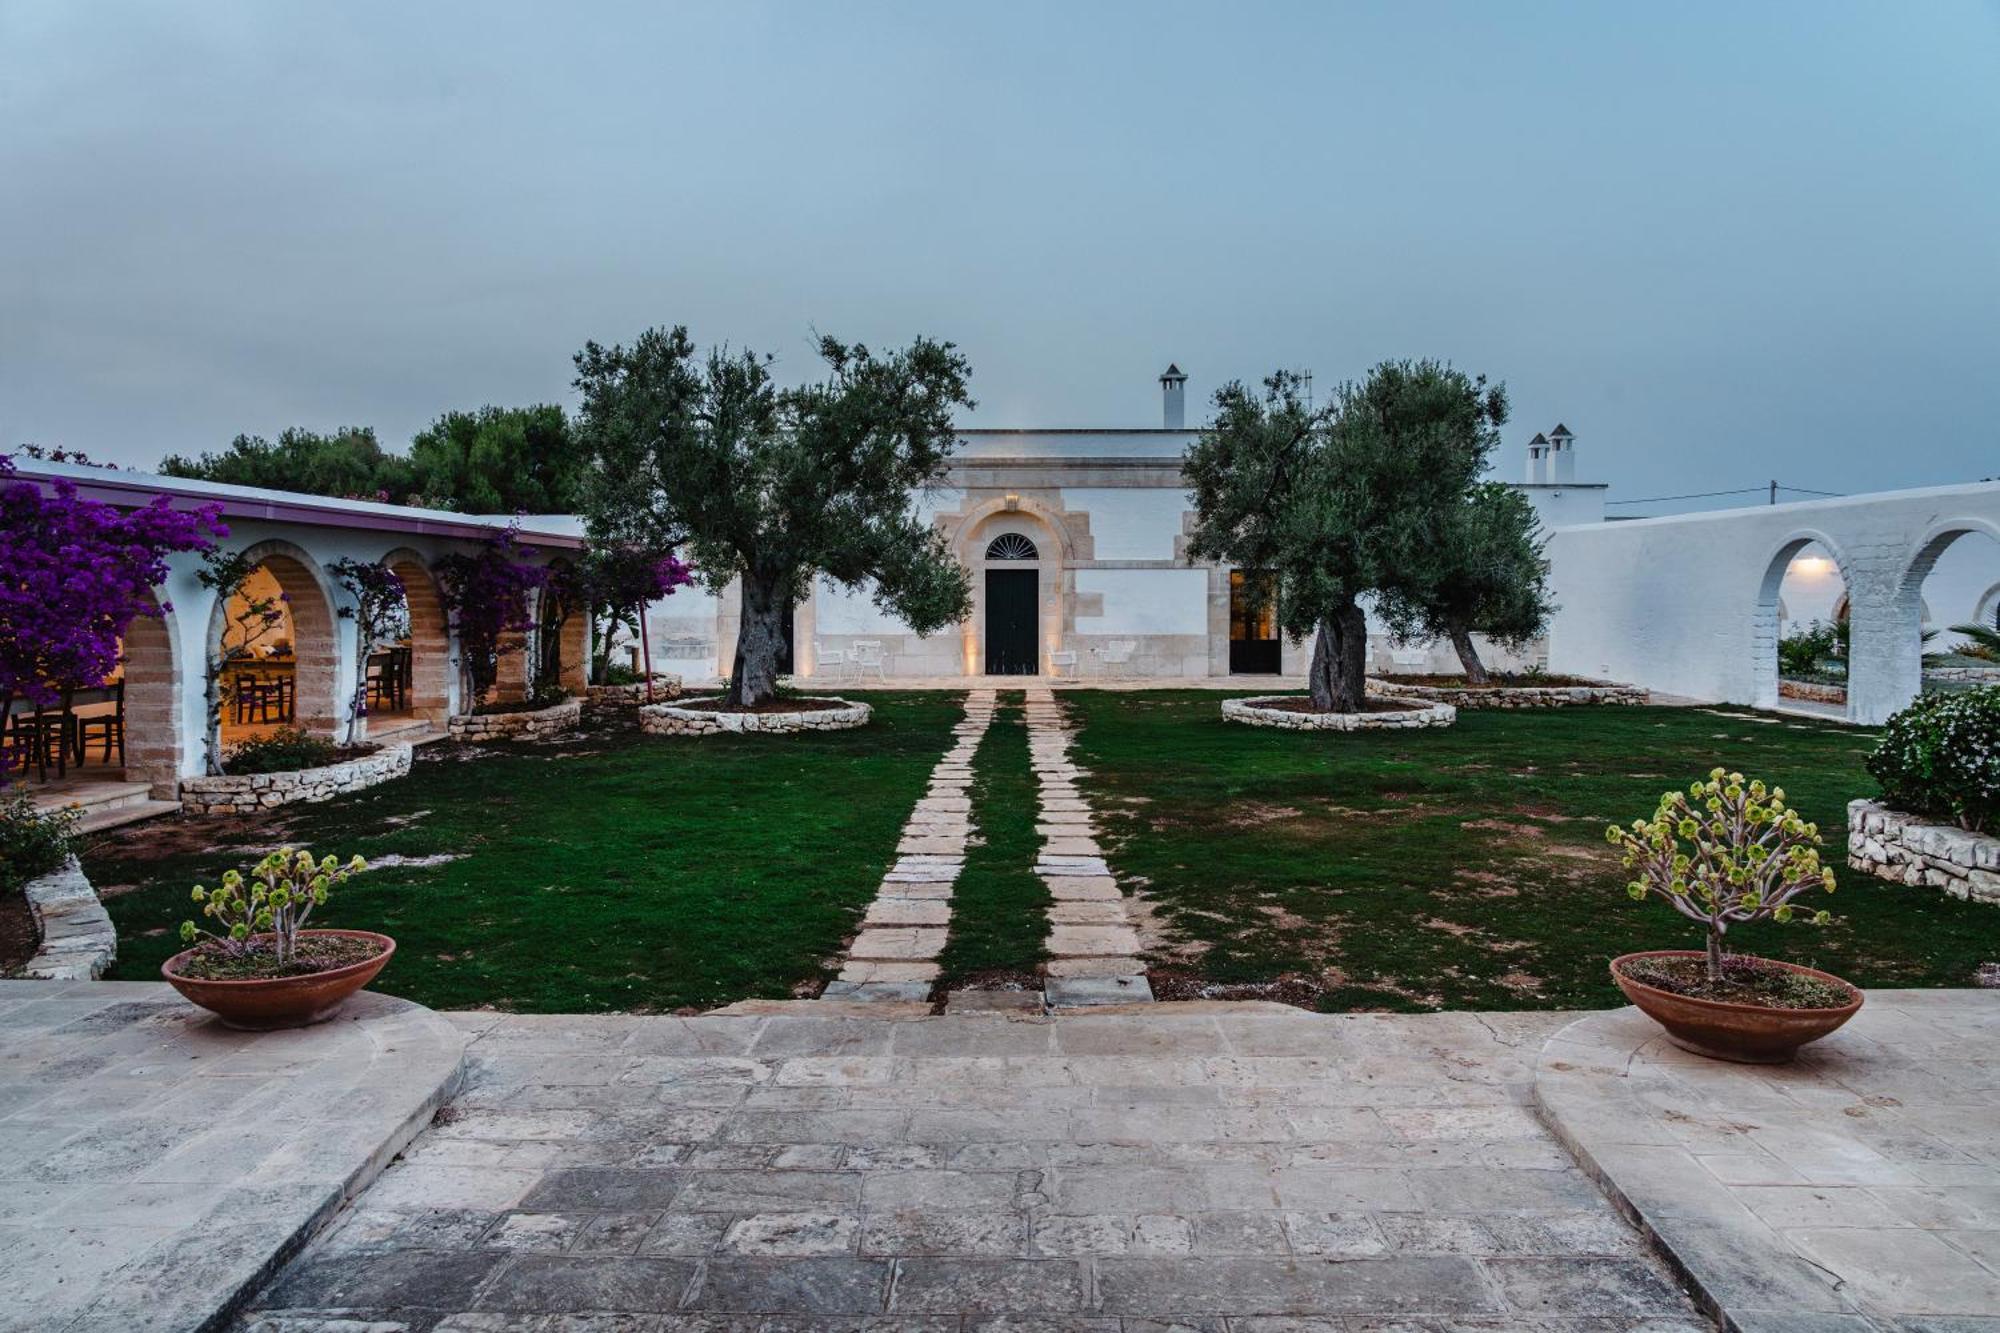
[728,576,786,707]
[1307,600,1370,713]
[203,660,226,775]
[1447,622,1489,684]
[1706,925,1725,982]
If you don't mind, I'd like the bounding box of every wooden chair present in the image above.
[74,682,125,766]
[234,676,290,724]
[7,705,71,781]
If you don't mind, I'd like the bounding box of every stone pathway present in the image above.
[0,980,465,1333]
[1537,991,2000,1331]
[1025,688,1152,1007]
[237,1004,1710,1330]
[825,691,997,1004]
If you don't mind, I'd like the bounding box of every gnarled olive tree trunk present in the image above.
[1307,601,1370,712]
[727,575,788,707]
[1446,622,1489,684]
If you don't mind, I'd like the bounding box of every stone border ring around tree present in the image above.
[1220,695,1456,731]
[639,697,872,736]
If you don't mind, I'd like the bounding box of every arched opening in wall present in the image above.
[212,545,340,758]
[1759,537,1851,715]
[1906,525,2000,698]
[381,552,451,729]
[983,532,1041,675]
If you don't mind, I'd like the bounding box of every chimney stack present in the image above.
[1547,423,1575,484]
[1160,364,1187,430]
[1526,432,1548,484]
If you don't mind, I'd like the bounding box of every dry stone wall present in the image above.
[585,675,683,708]
[181,743,413,816]
[21,856,116,980]
[1847,798,2000,906]
[1222,695,1455,731]
[447,697,583,741]
[640,697,871,736]
[1372,677,1647,709]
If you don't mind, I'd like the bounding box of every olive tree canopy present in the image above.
[572,326,974,706]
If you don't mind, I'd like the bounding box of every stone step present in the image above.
[74,796,182,834]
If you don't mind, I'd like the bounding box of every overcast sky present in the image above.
[4,2,1996,512]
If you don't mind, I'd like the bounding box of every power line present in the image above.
[1606,481,1849,509]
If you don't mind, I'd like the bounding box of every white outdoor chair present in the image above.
[1388,642,1431,671]
[812,640,848,679]
[851,640,887,682]
[1100,640,1135,667]
[1049,650,1079,677]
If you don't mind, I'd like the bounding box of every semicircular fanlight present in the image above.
[984,533,1039,561]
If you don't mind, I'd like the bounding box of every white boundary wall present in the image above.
[1546,481,2000,724]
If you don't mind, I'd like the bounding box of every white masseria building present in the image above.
[647,369,1615,685]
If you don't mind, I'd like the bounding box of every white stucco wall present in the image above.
[1546,481,2000,723]
[1074,568,1209,636]
[1059,487,1186,561]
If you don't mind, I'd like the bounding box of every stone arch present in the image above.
[1975,580,2000,631]
[382,548,452,725]
[1872,517,2000,708]
[952,501,1071,677]
[209,538,341,738]
[1752,529,1854,715]
[120,586,183,798]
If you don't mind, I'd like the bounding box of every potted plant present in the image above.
[161,849,393,1030]
[1606,768,1861,1063]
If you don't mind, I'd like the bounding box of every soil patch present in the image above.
[167,933,386,981]
[675,696,850,716]
[1378,672,1603,689]
[0,891,39,973]
[1147,967,1327,1010]
[1617,954,1855,1010]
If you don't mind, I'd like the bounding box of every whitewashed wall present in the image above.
[1058,488,1185,561]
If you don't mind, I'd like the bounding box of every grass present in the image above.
[88,693,963,1012]
[935,692,1049,988]
[1063,691,1997,1013]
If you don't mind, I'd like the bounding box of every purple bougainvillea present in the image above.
[0,454,223,730]
[434,529,549,704]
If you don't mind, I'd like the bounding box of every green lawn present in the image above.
[935,692,1049,989]
[1064,691,1996,1012]
[88,693,963,1012]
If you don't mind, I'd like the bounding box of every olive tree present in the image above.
[1377,482,1551,683]
[573,326,973,707]
[1183,361,1505,711]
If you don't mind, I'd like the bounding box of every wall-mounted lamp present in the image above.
[1003,493,1020,511]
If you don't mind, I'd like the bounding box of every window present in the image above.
[984,533,1038,561]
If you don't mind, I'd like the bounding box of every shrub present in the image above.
[1606,768,1835,981]
[223,727,341,775]
[1866,686,2000,833]
[0,792,77,897]
[1778,620,1841,679]
[182,847,367,964]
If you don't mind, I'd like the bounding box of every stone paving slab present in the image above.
[0,979,465,1333]
[1535,991,2000,1331]
[235,1005,1709,1328]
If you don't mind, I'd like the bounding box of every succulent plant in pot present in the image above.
[1605,768,1861,1063]
[161,848,395,1030]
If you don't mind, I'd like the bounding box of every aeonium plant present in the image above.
[181,848,368,965]
[1606,768,1836,982]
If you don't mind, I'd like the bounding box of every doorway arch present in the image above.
[382,549,452,725]
[208,540,341,742]
[982,532,1041,675]
[1753,531,1853,716]
[120,586,184,797]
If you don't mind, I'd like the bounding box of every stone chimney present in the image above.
[1160,364,1187,430]
[1526,432,1548,484]
[1547,423,1575,484]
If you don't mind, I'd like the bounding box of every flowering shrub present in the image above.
[223,727,342,775]
[0,455,222,767]
[435,530,546,704]
[1866,686,2000,833]
[1607,768,1835,980]
[181,848,367,964]
[1,793,77,896]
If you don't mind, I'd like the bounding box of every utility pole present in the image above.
[1769,479,1778,506]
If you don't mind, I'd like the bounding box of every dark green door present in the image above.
[985,569,1038,675]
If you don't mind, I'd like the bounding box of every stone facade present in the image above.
[1221,695,1456,731]
[21,856,116,981]
[447,697,583,741]
[1847,798,2000,905]
[1925,664,2000,683]
[584,675,683,708]
[1372,677,1647,709]
[180,743,414,815]
[639,697,871,736]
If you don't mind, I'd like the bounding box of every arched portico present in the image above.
[208,539,342,746]
[1753,529,1854,716]
[381,548,453,726]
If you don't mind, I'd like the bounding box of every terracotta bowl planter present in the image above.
[1611,949,1862,1064]
[162,929,396,1031]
